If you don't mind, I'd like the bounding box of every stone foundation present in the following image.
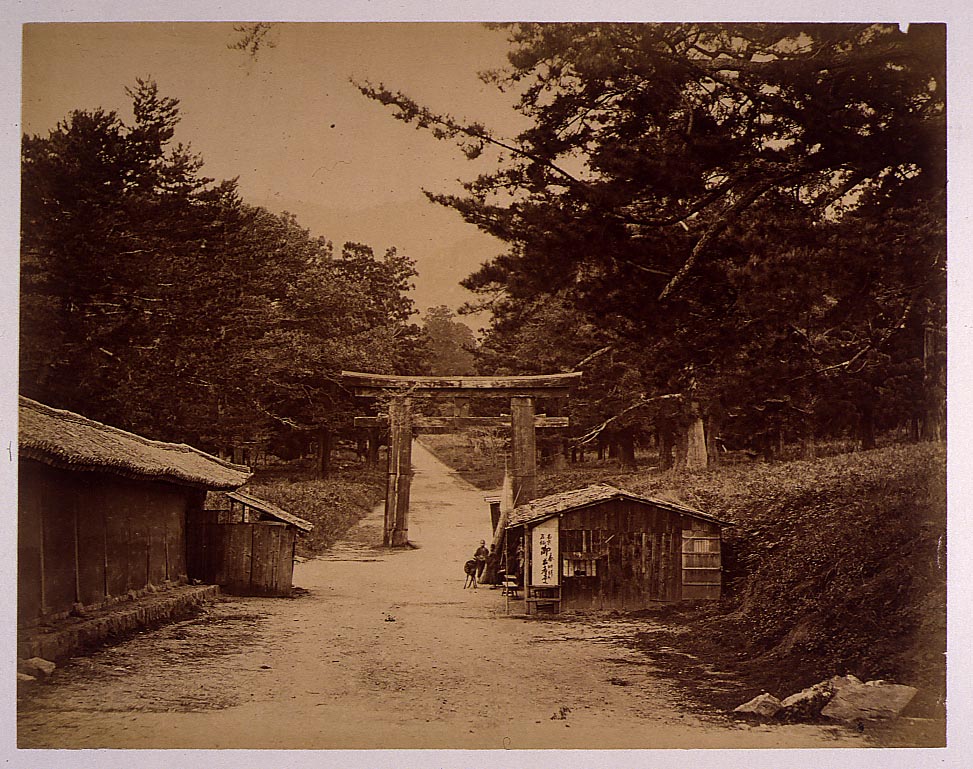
[17,584,220,661]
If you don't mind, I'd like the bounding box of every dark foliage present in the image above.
[21,80,425,453]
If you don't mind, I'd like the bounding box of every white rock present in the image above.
[19,657,56,678]
[733,692,782,718]
[821,680,918,721]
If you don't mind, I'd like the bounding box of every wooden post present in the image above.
[385,397,413,547]
[73,505,80,604]
[510,396,537,508]
[384,403,398,546]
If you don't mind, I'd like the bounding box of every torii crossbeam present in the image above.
[341,371,582,547]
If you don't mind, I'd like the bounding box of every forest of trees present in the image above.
[360,22,947,467]
[21,23,947,473]
[20,79,426,462]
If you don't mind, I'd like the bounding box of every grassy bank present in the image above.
[635,443,946,721]
[243,450,387,558]
[420,434,947,719]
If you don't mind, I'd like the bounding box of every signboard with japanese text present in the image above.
[530,518,559,586]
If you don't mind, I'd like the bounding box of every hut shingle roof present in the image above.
[19,396,251,490]
[506,483,731,528]
[224,490,314,532]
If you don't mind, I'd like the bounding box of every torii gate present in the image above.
[341,371,582,547]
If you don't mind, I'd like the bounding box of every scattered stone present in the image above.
[17,673,37,683]
[821,679,918,722]
[827,674,864,691]
[778,682,833,721]
[19,657,56,679]
[733,692,782,719]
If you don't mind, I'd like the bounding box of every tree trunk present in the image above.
[858,400,876,451]
[314,428,332,479]
[920,321,945,441]
[705,405,724,467]
[758,431,776,462]
[617,426,638,469]
[673,424,688,469]
[658,423,675,470]
[367,427,381,466]
[685,416,708,470]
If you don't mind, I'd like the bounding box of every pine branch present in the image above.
[574,393,683,446]
[658,177,776,301]
[354,81,590,192]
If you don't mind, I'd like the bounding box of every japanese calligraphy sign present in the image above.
[530,518,559,586]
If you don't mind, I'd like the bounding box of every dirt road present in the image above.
[18,442,876,749]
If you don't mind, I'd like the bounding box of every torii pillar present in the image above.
[510,396,537,508]
[385,396,412,547]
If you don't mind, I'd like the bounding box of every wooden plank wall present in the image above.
[557,499,720,610]
[18,461,192,625]
[186,517,295,597]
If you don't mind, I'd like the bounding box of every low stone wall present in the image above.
[17,584,220,662]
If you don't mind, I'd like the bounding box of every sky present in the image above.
[20,22,533,330]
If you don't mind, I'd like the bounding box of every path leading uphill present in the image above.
[18,442,874,749]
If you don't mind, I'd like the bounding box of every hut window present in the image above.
[681,531,722,586]
[563,557,598,577]
[561,529,603,578]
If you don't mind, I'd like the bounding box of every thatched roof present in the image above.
[506,484,731,529]
[224,490,313,532]
[19,396,251,490]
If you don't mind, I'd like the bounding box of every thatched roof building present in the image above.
[18,396,250,626]
[19,396,250,489]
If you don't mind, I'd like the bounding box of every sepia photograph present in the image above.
[5,6,964,763]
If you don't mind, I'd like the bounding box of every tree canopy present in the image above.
[359,22,946,461]
[21,79,424,453]
[420,305,477,376]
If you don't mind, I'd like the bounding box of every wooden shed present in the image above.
[505,484,731,614]
[188,490,313,597]
[17,396,251,627]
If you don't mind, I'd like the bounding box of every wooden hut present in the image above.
[189,490,313,597]
[505,484,731,614]
[17,396,251,627]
